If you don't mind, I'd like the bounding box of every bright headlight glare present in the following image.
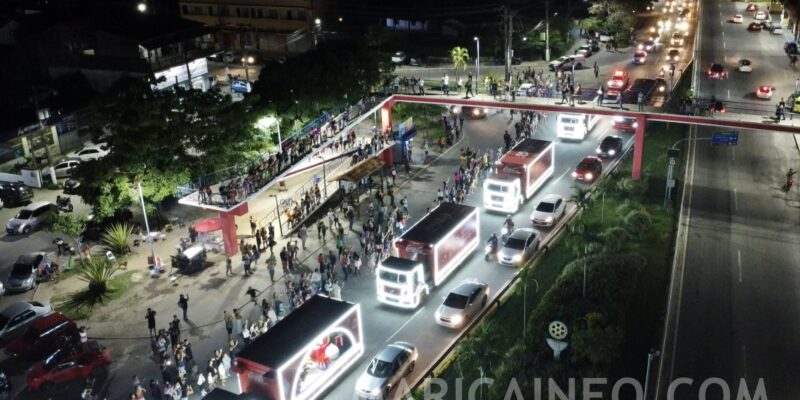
[609,149,616,156]
[571,171,578,178]
[586,173,594,180]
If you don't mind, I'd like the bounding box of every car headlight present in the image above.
[512,254,522,262]
[435,310,441,320]
[545,216,554,223]
[371,387,382,396]
[571,171,578,178]
[586,173,594,180]
[608,149,616,156]
[451,314,464,326]
[596,148,602,154]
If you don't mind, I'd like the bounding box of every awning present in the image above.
[332,157,385,182]
[193,217,223,233]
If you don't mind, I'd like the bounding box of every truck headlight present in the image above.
[371,388,382,396]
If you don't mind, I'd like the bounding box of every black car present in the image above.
[622,78,657,103]
[0,181,33,207]
[596,136,624,158]
[747,22,762,31]
[62,178,80,195]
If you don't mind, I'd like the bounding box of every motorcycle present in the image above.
[56,195,73,212]
[484,241,499,261]
[53,238,76,256]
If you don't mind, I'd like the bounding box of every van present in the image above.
[0,181,33,207]
[556,113,601,141]
[6,202,57,235]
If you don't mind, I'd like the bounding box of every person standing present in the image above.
[298,225,308,250]
[168,316,181,352]
[617,93,624,110]
[149,379,162,400]
[279,247,289,274]
[225,257,233,276]
[443,74,450,95]
[391,167,397,184]
[249,216,257,237]
[177,294,189,320]
[419,78,425,95]
[317,220,327,242]
[593,61,599,78]
[146,308,157,338]
[224,310,234,340]
[465,76,474,98]
[638,91,645,111]
[267,259,276,283]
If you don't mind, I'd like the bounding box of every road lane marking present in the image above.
[733,187,738,210]
[743,345,748,379]
[557,168,571,182]
[724,55,727,62]
[727,89,730,99]
[737,249,742,282]
[386,306,426,343]
[723,42,726,49]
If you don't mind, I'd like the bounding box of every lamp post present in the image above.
[474,36,480,93]
[269,194,284,236]
[137,2,147,12]
[137,182,157,267]
[242,56,254,82]
[545,1,551,62]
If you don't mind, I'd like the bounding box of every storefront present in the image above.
[233,295,364,400]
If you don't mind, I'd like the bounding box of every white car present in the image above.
[498,228,540,267]
[772,26,784,35]
[0,301,52,344]
[733,14,743,23]
[754,11,767,20]
[355,341,418,399]
[756,85,775,99]
[738,59,752,72]
[435,280,490,328]
[42,159,80,180]
[391,51,409,64]
[531,194,566,227]
[65,145,108,162]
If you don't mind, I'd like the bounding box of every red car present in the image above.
[6,312,77,359]
[26,341,110,391]
[572,156,603,183]
[612,116,638,132]
[607,69,630,90]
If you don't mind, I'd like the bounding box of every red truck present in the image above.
[482,139,555,213]
[376,203,480,308]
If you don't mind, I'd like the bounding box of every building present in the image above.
[30,8,216,92]
[178,0,319,55]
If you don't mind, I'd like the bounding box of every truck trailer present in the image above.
[483,139,555,213]
[376,203,480,309]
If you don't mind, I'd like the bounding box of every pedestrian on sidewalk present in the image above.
[328,250,337,271]
[346,207,355,230]
[317,220,327,241]
[243,254,252,276]
[593,61,599,78]
[233,310,243,341]
[168,316,180,352]
[177,294,189,320]
[279,247,289,274]
[249,216,257,237]
[224,310,233,340]
[146,308,156,338]
[255,230,262,251]
[332,279,342,300]
[298,225,308,250]
[226,257,233,276]
[391,167,397,184]
[267,259,276,283]
[638,91,645,111]
[149,380,162,400]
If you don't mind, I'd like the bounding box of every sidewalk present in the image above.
[39,112,453,400]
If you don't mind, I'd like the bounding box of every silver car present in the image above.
[6,253,47,293]
[498,228,540,266]
[531,194,566,227]
[435,280,490,328]
[0,301,52,344]
[5,201,57,235]
[355,341,418,399]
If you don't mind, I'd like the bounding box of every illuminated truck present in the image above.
[376,203,480,309]
[483,139,555,213]
[233,295,364,400]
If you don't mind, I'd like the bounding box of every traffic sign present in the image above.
[711,131,739,146]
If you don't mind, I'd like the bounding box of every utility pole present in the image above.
[545,0,551,61]
[503,6,515,82]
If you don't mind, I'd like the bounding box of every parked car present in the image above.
[26,341,111,391]
[6,201,57,235]
[41,160,80,180]
[65,145,108,162]
[5,253,48,293]
[5,313,77,359]
[0,181,33,207]
[575,44,594,57]
[498,228,539,267]
[0,301,52,345]
[596,136,624,158]
[572,156,603,183]
[391,51,409,64]
[355,341,418,399]
[434,280,490,328]
[531,194,566,227]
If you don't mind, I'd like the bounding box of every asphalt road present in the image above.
[323,109,634,399]
[662,0,800,398]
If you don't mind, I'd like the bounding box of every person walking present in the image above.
[597,86,605,105]
[593,61,599,78]
[224,310,234,340]
[317,220,327,242]
[298,225,308,250]
[267,259,276,283]
[225,257,233,276]
[443,74,450,95]
[245,286,258,305]
[168,316,181,352]
[465,77,474,98]
[242,254,252,276]
[177,294,189,320]
[279,247,289,274]
[638,91,645,111]
[617,93,624,109]
[145,308,157,338]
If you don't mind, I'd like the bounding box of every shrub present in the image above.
[101,223,133,255]
[617,176,649,198]
[622,209,653,238]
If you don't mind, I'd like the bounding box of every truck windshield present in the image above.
[379,270,407,284]
[486,184,509,193]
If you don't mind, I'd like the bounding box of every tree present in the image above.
[45,213,88,259]
[73,78,266,217]
[598,226,631,254]
[450,46,470,82]
[622,209,653,238]
[252,41,394,127]
[569,186,593,219]
[572,314,624,370]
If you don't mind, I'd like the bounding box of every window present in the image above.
[181,5,188,14]
[208,6,214,16]
[297,10,307,20]
[256,8,263,18]
[286,10,293,20]
[267,9,278,19]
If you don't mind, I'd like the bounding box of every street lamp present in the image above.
[137,2,147,12]
[474,36,480,94]
[255,116,283,154]
[137,182,157,268]
[241,56,254,82]
[545,1,551,62]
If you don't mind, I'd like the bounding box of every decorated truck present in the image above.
[483,139,555,213]
[376,203,480,309]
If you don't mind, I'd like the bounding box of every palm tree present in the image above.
[450,46,470,82]
[101,223,134,255]
[569,186,593,220]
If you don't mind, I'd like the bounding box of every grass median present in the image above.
[413,121,687,398]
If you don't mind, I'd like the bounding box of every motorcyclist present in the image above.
[487,233,499,249]
[787,168,797,188]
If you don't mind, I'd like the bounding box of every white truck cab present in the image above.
[557,113,600,141]
[376,257,429,309]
